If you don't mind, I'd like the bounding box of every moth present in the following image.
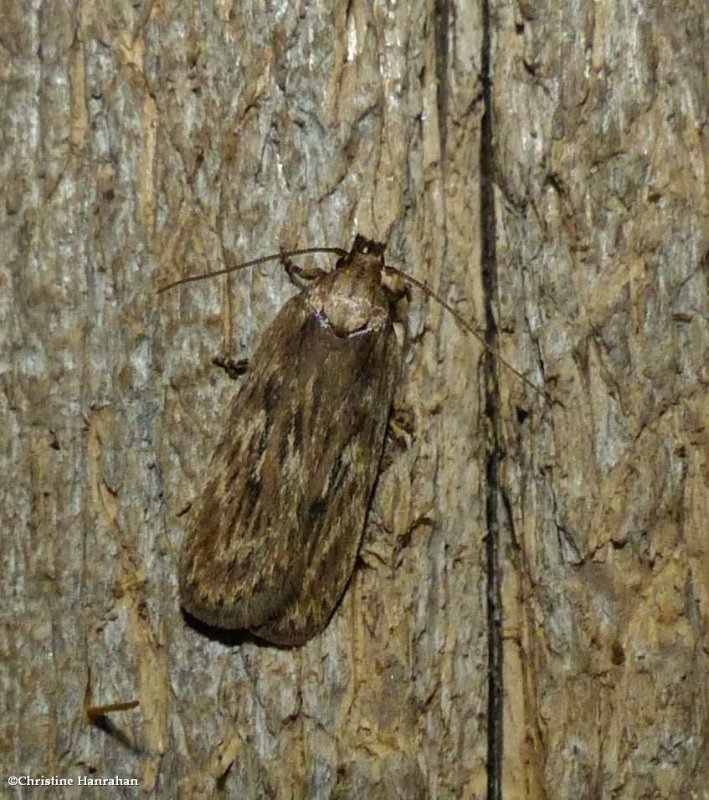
[160,235,545,645]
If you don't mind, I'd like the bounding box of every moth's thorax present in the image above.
[306,251,391,337]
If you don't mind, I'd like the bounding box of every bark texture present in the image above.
[1,1,706,798]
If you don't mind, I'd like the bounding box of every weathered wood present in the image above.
[1,1,706,797]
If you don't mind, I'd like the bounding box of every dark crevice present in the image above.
[479,1,503,798]
[433,0,450,158]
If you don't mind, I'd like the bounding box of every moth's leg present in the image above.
[379,408,412,473]
[211,355,250,380]
[381,266,411,310]
[281,250,327,289]
[388,406,415,448]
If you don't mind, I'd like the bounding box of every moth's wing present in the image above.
[179,296,317,629]
[253,319,400,645]
[179,293,400,637]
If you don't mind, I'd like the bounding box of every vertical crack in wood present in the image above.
[433,0,450,158]
[479,0,503,797]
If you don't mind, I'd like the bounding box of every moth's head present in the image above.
[351,235,386,259]
[334,235,386,272]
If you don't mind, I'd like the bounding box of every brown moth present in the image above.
[176,236,400,645]
[162,235,546,646]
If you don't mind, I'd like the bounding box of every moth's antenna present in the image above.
[157,244,550,404]
[156,247,348,294]
[384,264,551,405]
